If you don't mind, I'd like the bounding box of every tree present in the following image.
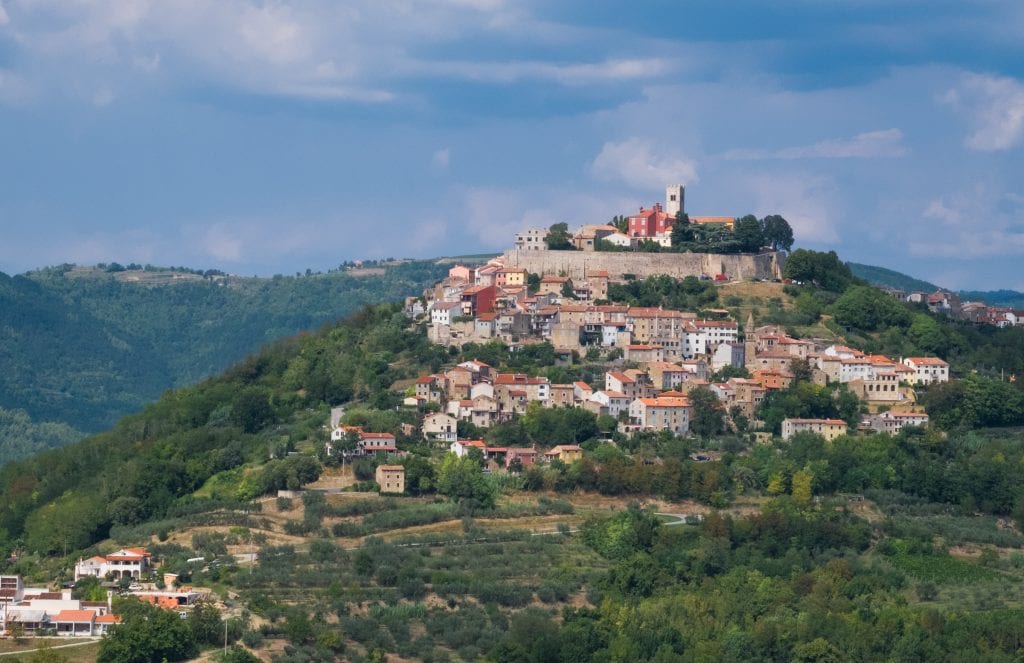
[188,599,224,647]
[689,387,726,437]
[436,454,497,508]
[791,468,814,505]
[98,599,198,663]
[733,215,764,253]
[760,214,794,251]
[545,223,574,250]
[782,249,856,292]
[670,212,694,247]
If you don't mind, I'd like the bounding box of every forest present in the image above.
[0,260,447,462]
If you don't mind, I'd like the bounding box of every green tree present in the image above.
[791,468,814,505]
[670,212,694,247]
[732,215,765,253]
[760,214,794,251]
[545,223,574,250]
[831,285,912,331]
[98,600,198,663]
[436,454,497,508]
[783,249,856,292]
[689,387,726,437]
[188,600,223,647]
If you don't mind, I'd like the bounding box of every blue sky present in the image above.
[1,1,1022,290]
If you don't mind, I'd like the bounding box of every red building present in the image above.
[462,285,496,316]
[628,203,675,238]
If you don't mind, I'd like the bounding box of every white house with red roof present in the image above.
[901,357,950,385]
[74,548,151,581]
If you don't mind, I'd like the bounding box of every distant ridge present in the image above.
[847,262,939,293]
[848,261,1024,308]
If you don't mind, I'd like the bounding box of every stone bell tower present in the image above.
[665,184,685,217]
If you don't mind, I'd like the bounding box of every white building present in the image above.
[74,548,151,581]
[901,357,950,385]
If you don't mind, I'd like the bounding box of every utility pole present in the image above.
[224,616,228,656]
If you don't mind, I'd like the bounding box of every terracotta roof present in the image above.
[637,397,690,407]
[53,610,96,623]
[377,465,404,471]
[905,357,949,366]
[785,418,847,425]
[96,614,122,624]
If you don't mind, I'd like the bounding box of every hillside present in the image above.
[1,258,1024,660]
[0,261,447,464]
[847,261,939,292]
[849,261,1024,308]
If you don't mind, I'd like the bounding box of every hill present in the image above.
[0,261,447,463]
[849,261,1024,308]
[960,289,1024,308]
[847,261,939,292]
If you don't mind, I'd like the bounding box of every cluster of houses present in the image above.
[450,440,583,472]
[398,299,946,445]
[1,575,120,637]
[881,287,1024,329]
[514,184,736,250]
[2,547,191,638]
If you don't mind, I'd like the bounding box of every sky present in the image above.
[1,1,1023,290]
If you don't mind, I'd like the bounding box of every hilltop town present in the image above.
[360,186,949,478]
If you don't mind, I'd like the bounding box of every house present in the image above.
[901,357,950,385]
[496,268,528,288]
[627,203,676,238]
[423,413,458,444]
[415,375,444,403]
[431,301,463,326]
[711,342,745,371]
[515,228,548,251]
[450,439,486,458]
[866,411,930,435]
[629,397,691,435]
[462,285,496,316]
[573,224,620,251]
[573,381,593,401]
[505,447,539,470]
[624,344,664,363]
[376,465,406,494]
[601,231,632,247]
[53,610,96,637]
[645,361,690,390]
[74,548,151,581]
[588,390,632,417]
[544,445,583,464]
[548,384,576,408]
[781,418,847,442]
[538,275,571,297]
[358,432,398,455]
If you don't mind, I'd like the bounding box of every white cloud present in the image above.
[408,57,676,85]
[724,129,907,160]
[743,173,840,244]
[590,138,697,190]
[913,186,1024,257]
[2,0,657,105]
[945,73,1024,151]
[0,1,9,26]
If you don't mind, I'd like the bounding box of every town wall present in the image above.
[502,248,784,281]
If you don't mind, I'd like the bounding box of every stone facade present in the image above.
[502,248,784,282]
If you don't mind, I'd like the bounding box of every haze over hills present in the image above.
[848,262,1024,307]
[0,260,450,464]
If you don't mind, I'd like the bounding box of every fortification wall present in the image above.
[503,249,784,281]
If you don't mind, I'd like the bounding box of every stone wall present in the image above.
[502,248,784,281]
